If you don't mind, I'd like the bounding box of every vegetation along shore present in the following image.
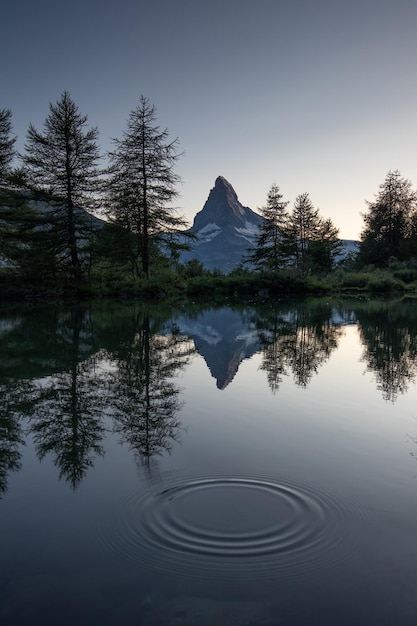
[1,94,417,301]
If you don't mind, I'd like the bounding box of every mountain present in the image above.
[338,238,360,260]
[180,176,263,272]
[180,176,358,273]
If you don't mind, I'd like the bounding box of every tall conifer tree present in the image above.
[22,91,101,283]
[246,183,290,271]
[105,96,187,279]
[359,170,417,266]
[0,108,16,184]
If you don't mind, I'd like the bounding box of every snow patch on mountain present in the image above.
[179,176,358,273]
[172,320,223,345]
[197,222,222,242]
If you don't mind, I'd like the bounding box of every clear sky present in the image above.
[2,0,417,240]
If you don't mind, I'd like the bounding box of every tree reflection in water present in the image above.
[0,380,27,496]
[254,302,344,392]
[0,304,194,489]
[28,308,106,490]
[354,300,417,402]
[0,305,105,493]
[1,298,416,493]
[107,312,194,465]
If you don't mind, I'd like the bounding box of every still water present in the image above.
[0,297,417,625]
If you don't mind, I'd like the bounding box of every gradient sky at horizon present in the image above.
[2,0,417,240]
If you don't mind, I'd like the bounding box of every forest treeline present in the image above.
[1,92,417,300]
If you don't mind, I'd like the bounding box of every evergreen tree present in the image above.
[410,210,417,258]
[309,217,342,273]
[246,183,290,271]
[359,170,417,266]
[0,108,16,184]
[22,91,101,283]
[284,193,341,274]
[105,95,188,279]
[0,110,38,276]
[284,193,320,275]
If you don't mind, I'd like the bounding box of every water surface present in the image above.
[1,298,417,625]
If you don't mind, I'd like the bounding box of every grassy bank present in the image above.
[1,264,416,303]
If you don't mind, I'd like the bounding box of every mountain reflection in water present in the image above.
[0,298,417,626]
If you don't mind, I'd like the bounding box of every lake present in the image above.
[1,297,417,625]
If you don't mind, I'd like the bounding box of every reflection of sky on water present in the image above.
[1,300,417,626]
[180,320,417,488]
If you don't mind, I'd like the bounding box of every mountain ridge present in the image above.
[180,176,358,272]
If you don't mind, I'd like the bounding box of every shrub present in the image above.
[340,272,370,289]
[366,273,404,293]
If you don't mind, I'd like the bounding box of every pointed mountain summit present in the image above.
[194,176,258,230]
[182,176,262,272]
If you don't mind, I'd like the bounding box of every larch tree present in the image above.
[0,108,15,256]
[22,91,101,284]
[107,96,187,278]
[0,107,39,274]
[246,183,290,271]
[0,108,16,184]
[284,193,341,275]
[359,170,417,266]
[284,192,321,275]
[309,217,342,273]
[105,95,188,279]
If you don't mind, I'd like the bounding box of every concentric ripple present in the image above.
[99,475,365,580]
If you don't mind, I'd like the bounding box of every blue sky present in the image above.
[2,0,417,239]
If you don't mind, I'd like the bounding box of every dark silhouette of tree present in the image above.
[0,380,27,496]
[21,91,101,284]
[283,193,341,275]
[285,193,321,275]
[0,110,35,275]
[309,217,342,273]
[254,302,343,391]
[28,308,106,489]
[355,301,417,402]
[105,95,188,279]
[359,170,417,266]
[283,317,342,387]
[246,183,290,271]
[108,311,193,463]
[29,366,106,489]
[0,188,69,290]
[0,108,16,183]
[255,308,292,393]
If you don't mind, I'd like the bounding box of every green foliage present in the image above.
[90,252,187,300]
[0,189,59,286]
[246,183,289,271]
[246,187,341,277]
[0,108,16,183]
[105,95,189,279]
[329,268,411,295]
[366,273,404,293]
[179,258,206,278]
[391,267,417,284]
[338,271,370,290]
[284,193,341,275]
[21,91,101,284]
[185,268,311,300]
[3,97,417,301]
[359,170,417,267]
